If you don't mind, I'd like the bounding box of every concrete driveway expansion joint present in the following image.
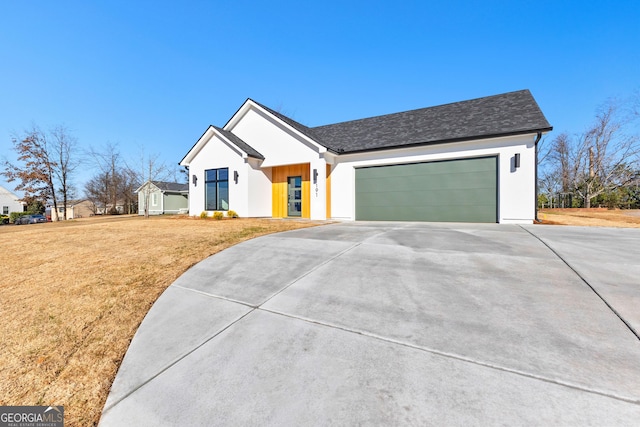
[521,226,640,342]
[257,241,364,307]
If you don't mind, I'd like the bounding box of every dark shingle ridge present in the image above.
[152,181,189,192]
[310,90,552,153]
[214,126,265,159]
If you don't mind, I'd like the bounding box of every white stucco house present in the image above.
[180,90,552,223]
[0,185,26,215]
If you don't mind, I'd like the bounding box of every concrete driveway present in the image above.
[100,222,640,426]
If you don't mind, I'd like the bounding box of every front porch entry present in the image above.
[272,163,310,218]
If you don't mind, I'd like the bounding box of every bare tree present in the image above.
[538,170,559,208]
[128,149,169,218]
[88,143,124,214]
[552,133,574,195]
[119,167,139,214]
[542,98,640,208]
[50,126,80,219]
[540,133,574,207]
[172,165,189,184]
[536,136,552,167]
[2,126,60,217]
[573,102,639,207]
[84,172,111,214]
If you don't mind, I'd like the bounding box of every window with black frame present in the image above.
[205,168,229,211]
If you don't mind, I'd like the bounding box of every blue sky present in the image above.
[1,1,638,194]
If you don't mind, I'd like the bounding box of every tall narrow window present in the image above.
[205,168,229,211]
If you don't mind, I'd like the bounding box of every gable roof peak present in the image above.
[0,185,21,196]
[244,99,315,135]
[225,98,325,153]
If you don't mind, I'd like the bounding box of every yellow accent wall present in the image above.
[272,163,310,218]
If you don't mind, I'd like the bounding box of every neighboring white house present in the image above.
[0,185,26,215]
[136,181,189,215]
[180,90,553,224]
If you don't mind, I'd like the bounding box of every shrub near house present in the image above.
[9,212,24,224]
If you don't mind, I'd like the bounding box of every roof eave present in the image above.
[214,126,265,160]
[334,127,554,155]
[181,125,265,166]
[180,126,215,166]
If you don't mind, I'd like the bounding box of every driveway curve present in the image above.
[100,222,640,426]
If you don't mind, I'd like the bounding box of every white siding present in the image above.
[246,158,272,217]
[310,157,328,220]
[329,134,537,224]
[188,133,249,217]
[229,108,323,168]
[0,186,25,215]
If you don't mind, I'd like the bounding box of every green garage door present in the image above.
[355,156,497,222]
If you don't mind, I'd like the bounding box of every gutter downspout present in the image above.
[534,132,542,222]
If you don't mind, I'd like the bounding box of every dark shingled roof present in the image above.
[214,126,264,159]
[252,90,551,154]
[152,181,189,192]
[310,90,552,153]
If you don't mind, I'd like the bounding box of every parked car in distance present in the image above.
[0,214,9,225]
[14,214,47,225]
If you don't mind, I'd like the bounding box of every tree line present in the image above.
[1,126,185,220]
[539,94,640,209]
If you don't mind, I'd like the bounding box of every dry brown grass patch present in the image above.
[0,215,320,426]
[538,208,640,228]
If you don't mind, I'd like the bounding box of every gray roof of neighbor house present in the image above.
[152,181,189,192]
[256,89,552,154]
